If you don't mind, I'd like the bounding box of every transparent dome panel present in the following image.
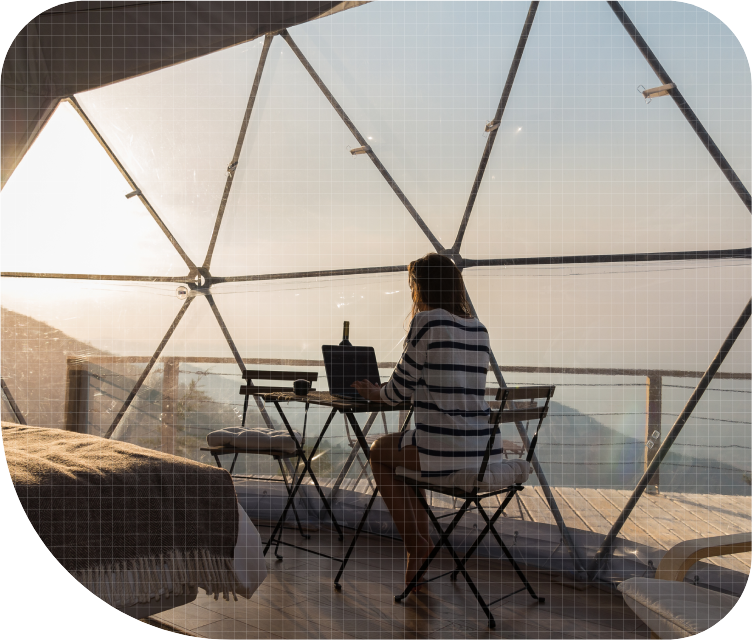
[287,1,531,248]
[1,278,180,432]
[465,261,751,372]
[212,271,413,363]
[211,37,434,277]
[76,38,266,264]
[462,1,751,259]
[1,102,180,277]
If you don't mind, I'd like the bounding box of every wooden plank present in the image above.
[718,495,752,516]
[154,604,226,631]
[498,405,546,424]
[518,488,557,525]
[193,618,280,640]
[536,487,588,530]
[557,487,613,534]
[192,599,360,640]
[587,489,665,549]
[669,492,752,532]
[658,492,736,538]
[492,602,640,640]
[284,601,428,640]
[492,385,555,402]
[243,370,318,381]
[240,384,308,394]
[428,620,572,640]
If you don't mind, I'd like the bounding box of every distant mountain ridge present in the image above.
[533,401,750,495]
[1,306,110,428]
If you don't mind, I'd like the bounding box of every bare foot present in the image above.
[406,537,433,593]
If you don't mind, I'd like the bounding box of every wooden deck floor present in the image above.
[151,529,651,639]
[247,474,752,575]
[512,487,751,575]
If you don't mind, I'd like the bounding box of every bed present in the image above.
[2,422,267,618]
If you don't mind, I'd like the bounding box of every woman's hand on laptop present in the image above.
[351,380,385,402]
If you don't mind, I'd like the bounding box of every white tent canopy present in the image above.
[1,1,364,188]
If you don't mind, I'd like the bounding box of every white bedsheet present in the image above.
[116,504,266,620]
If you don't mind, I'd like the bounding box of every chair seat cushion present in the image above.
[617,577,739,639]
[395,459,532,493]
[206,426,302,454]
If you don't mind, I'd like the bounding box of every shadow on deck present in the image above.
[150,527,651,639]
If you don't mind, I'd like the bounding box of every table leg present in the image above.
[330,410,380,500]
[264,406,340,555]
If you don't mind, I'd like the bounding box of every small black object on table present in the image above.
[254,391,413,590]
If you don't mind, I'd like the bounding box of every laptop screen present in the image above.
[322,345,381,397]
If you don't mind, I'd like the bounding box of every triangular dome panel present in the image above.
[1,102,181,277]
[462,1,751,260]
[75,38,267,265]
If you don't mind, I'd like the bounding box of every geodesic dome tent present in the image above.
[2,0,751,587]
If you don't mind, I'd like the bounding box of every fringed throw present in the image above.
[4,423,241,606]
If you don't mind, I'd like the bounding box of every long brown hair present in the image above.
[408,253,473,320]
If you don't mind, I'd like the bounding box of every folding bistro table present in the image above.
[249,389,411,584]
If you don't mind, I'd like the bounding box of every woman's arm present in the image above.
[377,315,428,406]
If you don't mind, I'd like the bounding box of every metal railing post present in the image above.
[645,374,663,494]
[161,357,179,456]
[64,356,89,434]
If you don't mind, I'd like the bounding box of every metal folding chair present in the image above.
[393,385,555,629]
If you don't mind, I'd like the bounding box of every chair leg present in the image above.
[476,501,544,604]
[394,498,469,603]
[394,487,496,629]
[452,490,518,580]
[406,491,497,628]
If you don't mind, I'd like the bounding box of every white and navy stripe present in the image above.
[380,308,499,478]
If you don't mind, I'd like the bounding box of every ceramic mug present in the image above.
[293,379,312,395]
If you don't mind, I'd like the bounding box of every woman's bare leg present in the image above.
[408,487,433,554]
[369,433,432,587]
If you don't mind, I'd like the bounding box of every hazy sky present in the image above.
[2,1,749,373]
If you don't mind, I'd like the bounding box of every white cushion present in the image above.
[395,459,532,493]
[617,577,739,639]
[206,426,301,454]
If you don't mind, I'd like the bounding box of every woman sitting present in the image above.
[352,252,498,591]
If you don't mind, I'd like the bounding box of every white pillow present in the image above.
[618,577,739,639]
[206,426,302,454]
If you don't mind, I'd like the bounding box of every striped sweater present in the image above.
[379,308,499,478]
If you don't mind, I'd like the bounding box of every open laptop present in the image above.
[322,345,381,400]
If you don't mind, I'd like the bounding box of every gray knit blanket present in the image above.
[3,422,241,605]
